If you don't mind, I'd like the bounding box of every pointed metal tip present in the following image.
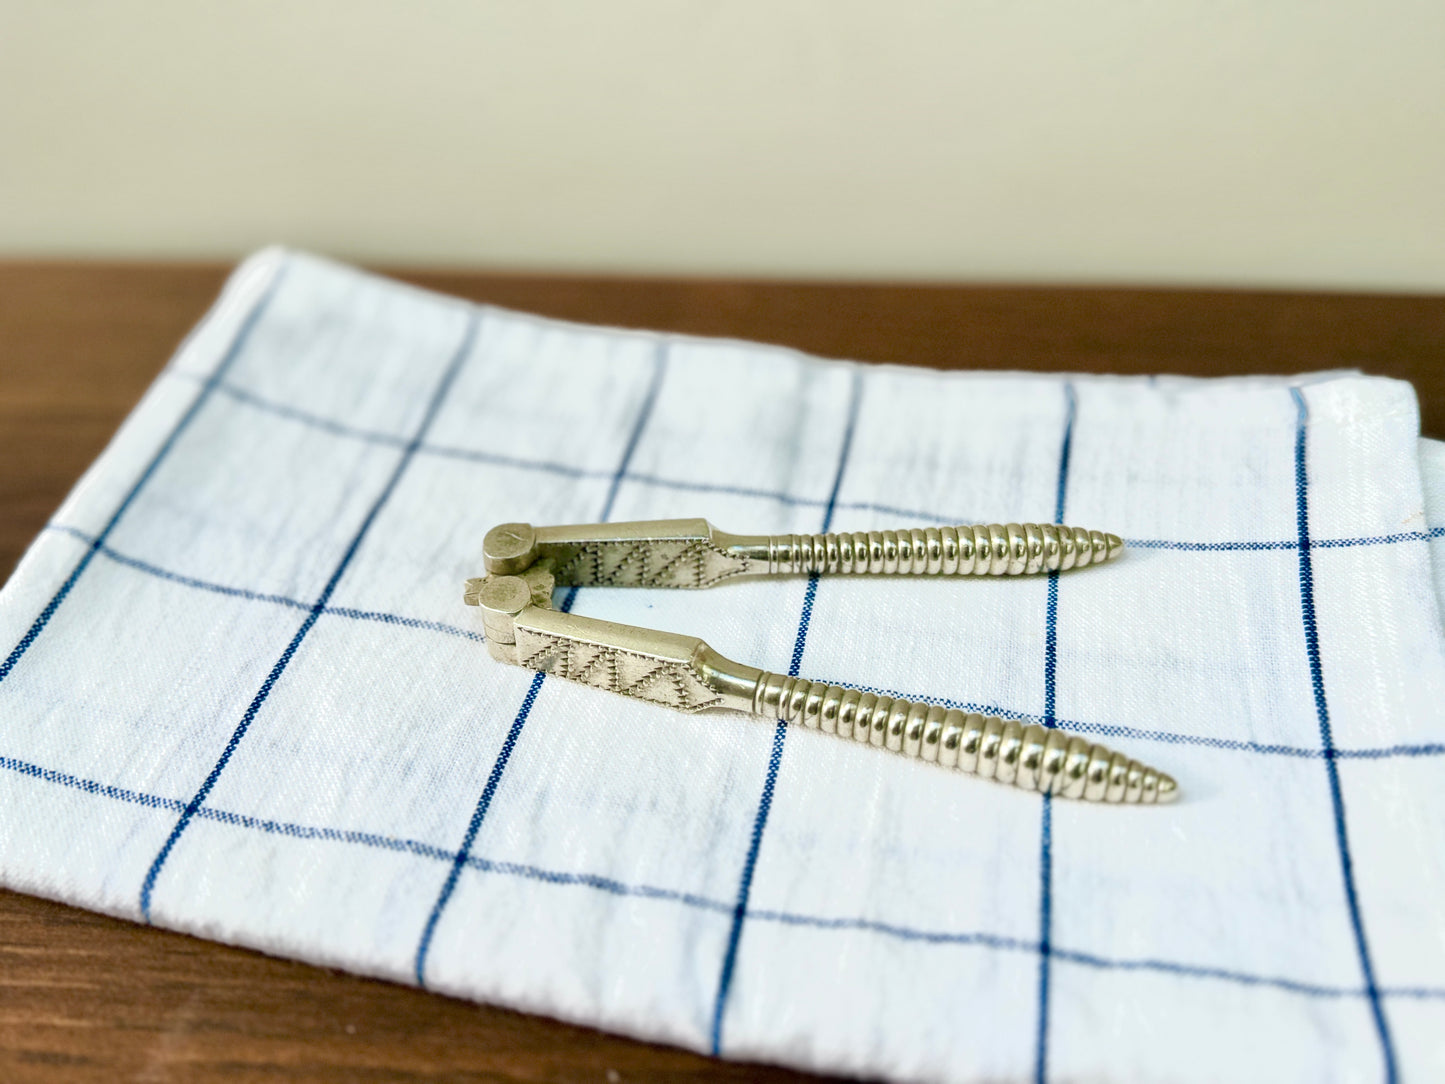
[1155,773,1179,803]
[1105,533,1124,561]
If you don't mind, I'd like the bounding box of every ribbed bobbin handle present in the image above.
[766,523,1123,577]
[751,672,1175,804]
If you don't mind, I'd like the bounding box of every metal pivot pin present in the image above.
[465,518,1177,805]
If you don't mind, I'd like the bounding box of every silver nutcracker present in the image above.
[466,518,1176,805]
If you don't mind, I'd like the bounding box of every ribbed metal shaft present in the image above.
[766,523,1122,577]
[752,672,1175,803]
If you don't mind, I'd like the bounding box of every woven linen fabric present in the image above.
[2,250,1443,1084]
[1421,438,1445,613]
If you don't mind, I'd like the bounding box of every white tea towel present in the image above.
[3,250,1444,1084]
[1420,437,1445,613]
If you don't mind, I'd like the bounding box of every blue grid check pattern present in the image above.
[2,250,1443,1083]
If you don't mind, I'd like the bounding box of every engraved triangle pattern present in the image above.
[553,538,752,588]
[514,626,723,712]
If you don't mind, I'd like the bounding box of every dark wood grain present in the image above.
[0,261,1442,1082]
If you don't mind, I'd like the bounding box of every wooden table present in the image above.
[2,263,1442,1082]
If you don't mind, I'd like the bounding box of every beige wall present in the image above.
[2,1,1442,289]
